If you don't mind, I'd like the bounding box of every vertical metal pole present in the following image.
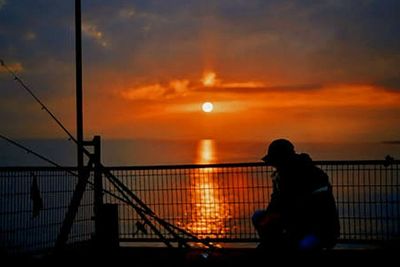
[54,1,86,253]
[75,0,84,170]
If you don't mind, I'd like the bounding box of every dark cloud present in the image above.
[201,83,322,94]
[374,76,400,91]
[206,1,400,85]
[2,1,399,85]
[0,1,74,60]
[305,0,400,84]
[0,0,75,101]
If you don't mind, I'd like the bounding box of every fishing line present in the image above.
[0,133,78,176]
[0,59,77,144]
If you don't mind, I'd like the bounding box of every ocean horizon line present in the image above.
[1,138,399,167]
[2,137,397,144]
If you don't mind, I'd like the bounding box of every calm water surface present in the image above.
[0,139,398,166]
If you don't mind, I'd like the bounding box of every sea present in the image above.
[0,138,399,166]
[1,138,399,252]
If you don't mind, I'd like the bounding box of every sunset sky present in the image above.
[1,0,399,143]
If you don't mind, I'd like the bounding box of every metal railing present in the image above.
[1,160,399,254]
[104,160,400,244]
[0,167,94,254]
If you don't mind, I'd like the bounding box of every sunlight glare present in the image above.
[202,102,213,113]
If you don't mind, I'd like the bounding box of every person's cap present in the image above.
[261,139,295,162]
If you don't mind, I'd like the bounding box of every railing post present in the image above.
[93,136,119,251]
[93,135,103,232]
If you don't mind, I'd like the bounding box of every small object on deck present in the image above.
[30,172,43,218]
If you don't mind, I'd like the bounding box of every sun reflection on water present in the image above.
[196,139,216,165]
[184,139,231,239]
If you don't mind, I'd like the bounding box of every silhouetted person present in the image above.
[252,139,340,252]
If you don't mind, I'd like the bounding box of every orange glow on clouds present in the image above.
[85,70,400,142]
[120,79,190,100]
[247,85,400,108]
[202,71,217,87]
[221,81,265,88]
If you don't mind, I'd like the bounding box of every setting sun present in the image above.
[202,102,214,113]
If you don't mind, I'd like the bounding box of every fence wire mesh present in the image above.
[1,160,399,253]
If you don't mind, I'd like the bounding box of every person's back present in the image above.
[253,139,340,251]
[279,153,340,249]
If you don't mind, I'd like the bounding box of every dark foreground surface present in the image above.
[2,243,399,266]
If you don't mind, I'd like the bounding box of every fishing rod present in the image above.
[0,59,216,250]
[1,59,100,165]
[1,60,111,165]
[0,59,77,144]
[0,133,214,249]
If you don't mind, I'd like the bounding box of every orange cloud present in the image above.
[220,82,265,88]
[120,72,268,102]
[121,84,166,100]
[201,71,218,87]
[120,79,190,100]
[169,79,190,95]
[247,84,400,109]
